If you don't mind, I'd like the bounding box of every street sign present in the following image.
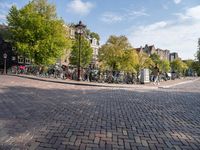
[3,53,7,59]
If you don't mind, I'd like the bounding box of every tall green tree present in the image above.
[136,52,153,70]
[90,32,100,45]
[121,49,139,73]
[191,61,200,76]
[150,53,161,66]
[135,52,153,79]
[98,35,133,71]
[170,59,188,75]
[159,60,170,73]
[69,37,93,68]
[7,0,71,65]
[197,38,200,63]
[84,29,100,45]
[149,53,170,73]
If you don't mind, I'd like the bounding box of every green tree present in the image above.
[191,61,200,76]
[159,60,170,73]
[136,52,153,69]
[170,59,188,75]
[197,38,200,63]
[7,0,71,65]
[69,37,93,68]
[121,49,139,73]
[150,53,161,66]
[90,32,100,44]
[98,35,132,71]
[149,53,170,73]
[84,29,100,45]
[183,59,198,76]
[135,52,153,79]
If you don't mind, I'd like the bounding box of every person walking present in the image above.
[153,65,160,85]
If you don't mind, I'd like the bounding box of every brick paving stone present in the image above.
[0,76,200,150]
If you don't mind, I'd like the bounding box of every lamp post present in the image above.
[3,53,7,75]
[75,21,86,81]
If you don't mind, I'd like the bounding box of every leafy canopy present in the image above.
[170,59,188,73]
[69,37,93,68]
[150,53,161,66]
[135,52,153,71]
[7,0,71,65]
[197,38,200,63]
[99,35,138,72]
[159,60,170,73]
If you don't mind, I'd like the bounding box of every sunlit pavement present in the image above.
[0,75,200,150]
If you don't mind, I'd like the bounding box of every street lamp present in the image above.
[3,52,7,75]
[75,21,86,81]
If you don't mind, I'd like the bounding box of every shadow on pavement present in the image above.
[0,83,200,149]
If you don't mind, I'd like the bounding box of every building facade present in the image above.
[169,52,179,62]
[59,25,100,68]
[90,37,100,68]
[143,44,156,56]
[156,48,170,60]
[135,44,177,62]
[0,36,32,73]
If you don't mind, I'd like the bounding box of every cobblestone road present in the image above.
[0,76,200,150]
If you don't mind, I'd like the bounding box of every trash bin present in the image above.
[140,69,150,84]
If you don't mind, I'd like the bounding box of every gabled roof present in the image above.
[135,47,143,53]
[148,45,155,51]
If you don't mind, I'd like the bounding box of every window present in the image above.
[12,56,16,61]
[92,38,97,46]
[25,58,31,64]
[12,47,16,51]
[18,56,24,64]
[70,29,75,38]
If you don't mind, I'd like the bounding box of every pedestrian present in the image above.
[89,70,92,82]
[153,65,160,85]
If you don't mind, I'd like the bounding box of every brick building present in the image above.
[135,44,178,62]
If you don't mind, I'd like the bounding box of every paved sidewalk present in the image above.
[10,74,199,89]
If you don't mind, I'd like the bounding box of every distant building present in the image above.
[169,52,179,62]
[57,25,76,66]
[135,46,143,54]
[156,48,170,60]
[135,44,177,61]
[0,25,31,72]
[58,25,100,68]
[143,44,156,56]
[89,37,100,68]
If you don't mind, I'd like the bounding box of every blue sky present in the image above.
[0,0,200,59]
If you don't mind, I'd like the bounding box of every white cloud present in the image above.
[175,5,200,20]
[143,21,168,31]
[174,0,182,4]
[184,5,200,20]
[100,12,123,24]
[126,8,149,18]
[67,0,94,16]
[101,8,148,24]
[128,5,200,60]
